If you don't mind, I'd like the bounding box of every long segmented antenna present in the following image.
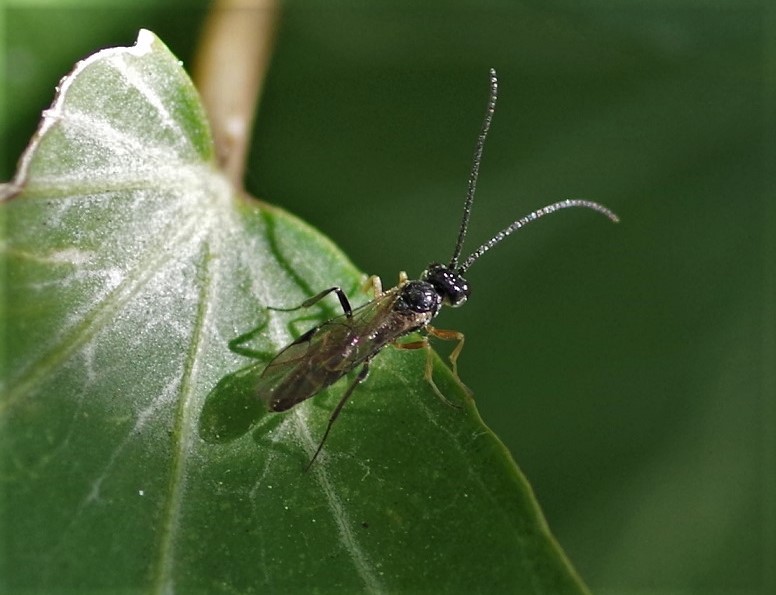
[448,68,499,270]
[458,199,619,273]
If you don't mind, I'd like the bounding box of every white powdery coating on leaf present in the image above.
[129,28,155,57]
[10,30,162,190]
[108,50,186,146]
[6,28,206,196]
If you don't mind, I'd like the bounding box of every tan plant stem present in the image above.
[193,0,280,189]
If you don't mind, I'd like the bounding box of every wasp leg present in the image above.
[306,358,372,471]
[269,286,354,318]
[361,274,383,298]
[427,326,465,377]
[393,338,461,409]
[426,325,473,397]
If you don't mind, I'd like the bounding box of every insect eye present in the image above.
[446,285,469,308]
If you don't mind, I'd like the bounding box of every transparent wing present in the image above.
[256,289,407,412]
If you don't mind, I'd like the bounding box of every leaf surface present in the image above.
[0,30,587,594]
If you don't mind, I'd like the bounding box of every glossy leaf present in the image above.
[0,30,587,593]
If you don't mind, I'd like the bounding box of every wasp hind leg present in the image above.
[426,326,466,376]
[427,325,474,398]
[305,358,372,471]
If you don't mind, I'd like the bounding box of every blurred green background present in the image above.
[1,1,771,593]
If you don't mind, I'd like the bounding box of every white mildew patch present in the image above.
[134,372,187,435]
[109,55,184,142]
[49,112,173,176]
[18,246,96,266]
[5,199,217,405]
[7,31,198,196]
[81,340,98,385]
[24,262,123,296]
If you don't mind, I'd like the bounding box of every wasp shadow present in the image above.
[199,359,271,443]
[199,314,277,444]
[198,305,335,445]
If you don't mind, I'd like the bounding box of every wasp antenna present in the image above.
[458,199,619,273]
[449,68,499,270]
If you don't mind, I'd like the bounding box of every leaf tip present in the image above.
[132,29,158,57]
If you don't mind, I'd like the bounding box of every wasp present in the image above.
[256,69,618,468]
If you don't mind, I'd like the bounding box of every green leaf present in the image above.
[1,30,588,593]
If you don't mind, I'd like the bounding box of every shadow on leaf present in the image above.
[199,362,271,443]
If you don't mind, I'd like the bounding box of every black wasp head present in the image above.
[422,263,471,308]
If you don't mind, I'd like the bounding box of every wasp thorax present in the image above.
[396,280,443,315]
[422,263,471,307]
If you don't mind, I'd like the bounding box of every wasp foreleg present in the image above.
[361,274,383,299]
